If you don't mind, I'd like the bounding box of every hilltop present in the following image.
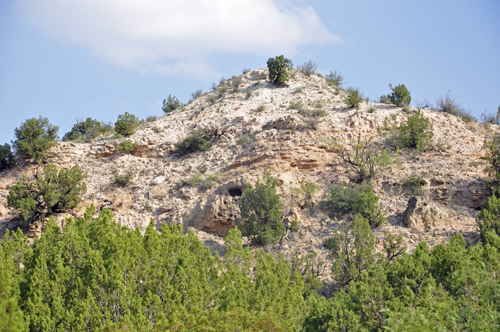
[0,68,496,286]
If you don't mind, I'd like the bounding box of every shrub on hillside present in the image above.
[114,112,138,136]
[328,214,376,288]
[175,128,214,156]
[231,76,243,90]
[401,174,425,196]
[326,183,385,227]
[339,135,392,183]
[12,116,59,164]
[346,90,363,109]
[238,171,285,245]
[0,143,16,171]
[297,60,318,76]
[392,112,434,150]
[113,170,135,187]
[63,117,107,141]
[435,92,476,123]
[7,164,86,223]
[386,83,412,106]
[116,140,135,154]
[325,71,344,87]
[476,194,500,245]
[483,135,500,194]
[267,55,293,85]
[190,89,203,100]
[162,95,181,113]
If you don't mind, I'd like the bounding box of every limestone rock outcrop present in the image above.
[403,197,450,231]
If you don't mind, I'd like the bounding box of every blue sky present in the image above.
[1,0,499,145]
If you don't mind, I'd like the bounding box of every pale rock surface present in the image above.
[403,197,450,231]
[0,68,497,285]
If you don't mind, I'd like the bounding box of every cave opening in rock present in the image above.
[229,188,243,197]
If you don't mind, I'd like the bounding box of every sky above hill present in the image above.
[1,0,499,145]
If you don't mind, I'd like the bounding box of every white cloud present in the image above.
[15,0,340,77]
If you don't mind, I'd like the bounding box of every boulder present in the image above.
[403,197,449,231]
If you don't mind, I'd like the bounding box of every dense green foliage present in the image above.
[267,55,293,85]
[346,90,363,109]
[175,129,213,156]
[115,140,135,154]
[62,117,107,141]
[305,233,500,331]
[393,112,434,150]
[2,190,500,331]
[326,183,385,227]
[0,209,318,331]
[239,172,285,245]
[484,135,500,194]
[12,116,59,164]
[387,83,412,106]
[328,215,376,288]
[0,143,15,171]
[477,194,500,245]
[7,164,86,223]
[162,95,181,113]
[114,112,138,136]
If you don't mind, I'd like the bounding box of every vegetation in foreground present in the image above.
[1,200,500,331]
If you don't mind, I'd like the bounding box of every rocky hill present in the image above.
[0,68,495,286]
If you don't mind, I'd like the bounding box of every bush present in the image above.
[326,183,385,227]
[267,55,293,85]
[325,71,344,87]
[116,140,135,154]
[190,89,203,100]
[12,116,59,164]
[477,194,500,245]
[401,174,425,196]
[218,85,229,97]
[238,171,285,245]
[236,135,251,145]
[162,95,181,113]
[328,214,376,287]
[231,76,242,90]
[0,143,16,171]
[483,135,500,194]
[113,170,135,187]
[7,164,86,223]
[387,83,412,106]
[379,94,391,104]
[175,129,214,156]
[435,92,476,123]
[346,90,363,109]
[242,68,250,74]
[114,112,138,136]
[146,115,158,122]
[63,117,107,141]
[393,112,434,150]
[297,60,318,76]
[339,136,392,183]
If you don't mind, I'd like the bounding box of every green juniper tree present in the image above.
[115,112,138,136]
[7,164,87,224]
[0,143,15,171]
[238,171,285,245]
[267,55,293,85]
[12,116,59,164]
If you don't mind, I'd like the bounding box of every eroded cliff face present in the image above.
[0,68,496,283]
